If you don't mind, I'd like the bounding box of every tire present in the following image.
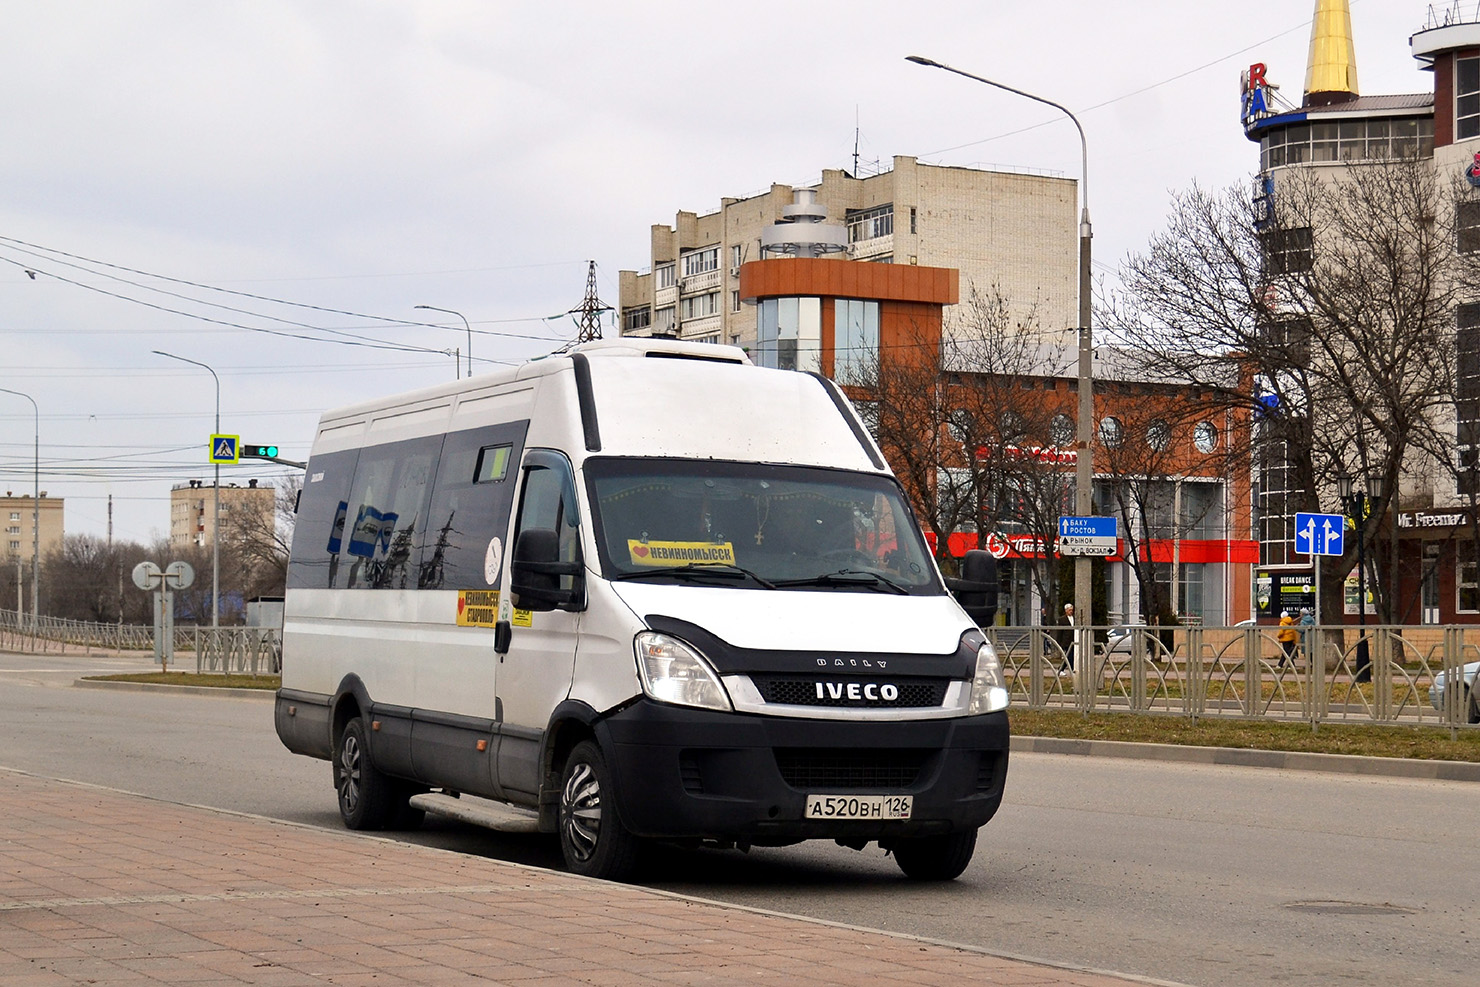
[891,828,978,881]
[335,718,396,830]
[558,739,642,881]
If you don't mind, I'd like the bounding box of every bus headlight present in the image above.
[967,638,1009,714]
[634,632,732,712]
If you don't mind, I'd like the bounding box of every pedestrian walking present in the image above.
[1277,610,1298,667]
[1061,602,1077,675]
[1297,607,1316,664]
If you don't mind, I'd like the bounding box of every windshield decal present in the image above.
[628,539,737,567]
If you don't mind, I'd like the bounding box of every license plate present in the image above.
[804,794,912,820]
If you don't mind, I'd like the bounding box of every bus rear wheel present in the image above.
[335,718,395,830]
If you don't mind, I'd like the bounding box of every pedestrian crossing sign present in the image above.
[210,434,240,464]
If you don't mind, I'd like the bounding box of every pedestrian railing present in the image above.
[0,608,281,676]
[987,624,1480,736]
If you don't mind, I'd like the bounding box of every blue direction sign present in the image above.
[210,434,240,465]
[1294,511,1345,556]
[1058,515,1117,557]
[1059,516,1117,539]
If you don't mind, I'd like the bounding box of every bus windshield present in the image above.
[584,458,942,594]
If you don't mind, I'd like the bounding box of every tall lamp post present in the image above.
[416,305,472,379]
[0,387,39,629]
[154,351,220,629]
[905,55,1094,641]
[1336,471,1384,683]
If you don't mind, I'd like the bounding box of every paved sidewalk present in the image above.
[0,769,1182,987]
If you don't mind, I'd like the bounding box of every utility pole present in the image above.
[570,260,612,344]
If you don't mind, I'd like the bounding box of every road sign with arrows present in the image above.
[1294,512,1345,556]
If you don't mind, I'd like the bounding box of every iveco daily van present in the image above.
[275,338,1009,881]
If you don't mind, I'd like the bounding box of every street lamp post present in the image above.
[0,387,39,629]
[1336,471,1384,683]
[416,306,473,379]
[154,351,220,629]
[905,55,1094,658]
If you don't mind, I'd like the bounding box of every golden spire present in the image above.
[1304,0,1359,105]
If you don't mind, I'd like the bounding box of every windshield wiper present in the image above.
[773,569,909,595]
[612,562,776,589]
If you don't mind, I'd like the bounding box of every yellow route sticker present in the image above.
[457,589,500,627]
[511,609,533,627]
[627,540,736,567]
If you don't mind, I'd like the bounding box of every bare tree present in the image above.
[222,477,300,603]
[838,287,1071,616]
[1106,157,1479,622]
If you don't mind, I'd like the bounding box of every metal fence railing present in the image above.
[0,608,281,675]
[988,624,1480,736]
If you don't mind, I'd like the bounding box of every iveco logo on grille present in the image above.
[816,681,900,702]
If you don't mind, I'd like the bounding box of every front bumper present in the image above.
[593,700,1009,844]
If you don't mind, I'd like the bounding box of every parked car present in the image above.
[1429,660,1480,723]
[1105,625,1143,654]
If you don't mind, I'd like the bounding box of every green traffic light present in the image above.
[243,443,279,458]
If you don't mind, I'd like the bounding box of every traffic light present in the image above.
[241,443,280,459]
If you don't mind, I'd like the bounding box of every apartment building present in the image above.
[169,480,274,550]
[1,492,63,564]
[618,155,1079,355]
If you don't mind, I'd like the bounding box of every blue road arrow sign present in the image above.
[1294,511,1345,556]
[1058,515,1117,539]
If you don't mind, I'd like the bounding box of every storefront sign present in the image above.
[1255,569,1314,616]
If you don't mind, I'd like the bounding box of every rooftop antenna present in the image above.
[569,260,612,344]
[853,106,860,176]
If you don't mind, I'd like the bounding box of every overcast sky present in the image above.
[0,0,1432,546]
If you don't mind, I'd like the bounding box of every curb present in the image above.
[72,678,275,701]
[1012,734,1480,782]
[68,678,1480,782]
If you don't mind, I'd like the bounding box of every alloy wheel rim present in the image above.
[560,760,601,862]
[339,732,362,813]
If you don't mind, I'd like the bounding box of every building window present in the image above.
[1263,227,1313,275]
[834,298,879,383]
[846,204,894,242]
[1260,116,1433,169]
[1460,561,1480,613]
[1458,304,1480,494]
[1098,416,1123,448]
[681,246,719,278]
[1458,56,1479,141]
[1194,421,1219,453]
[680,292,720,321]
[1050,413,1074,448]
[1146,419,1171,451]
[622,306,651,333]
[731,290,741,313]
[654,306,676,334]
[691,334,719,346]
[730,244,743,270]
[7,512,17,521]
[655,263,675,289]
[756,297,821,372]
[1459,202,1480,255]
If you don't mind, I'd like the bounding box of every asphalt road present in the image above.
[2,649,1476,987]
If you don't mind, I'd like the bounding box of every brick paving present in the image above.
[0,769,1177,987]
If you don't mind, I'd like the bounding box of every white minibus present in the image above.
[275,338,1009,880]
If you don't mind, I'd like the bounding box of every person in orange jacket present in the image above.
[1277,610,1298,667]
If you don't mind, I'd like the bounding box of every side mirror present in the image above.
[510,528,584,612]
[946,549,998,627]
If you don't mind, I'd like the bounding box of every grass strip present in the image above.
[85,672,280,691]
[1010,708,1480,762]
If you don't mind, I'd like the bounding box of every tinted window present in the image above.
[341,435,442,590]
[420,422,528,590]
[287,448,360,590]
